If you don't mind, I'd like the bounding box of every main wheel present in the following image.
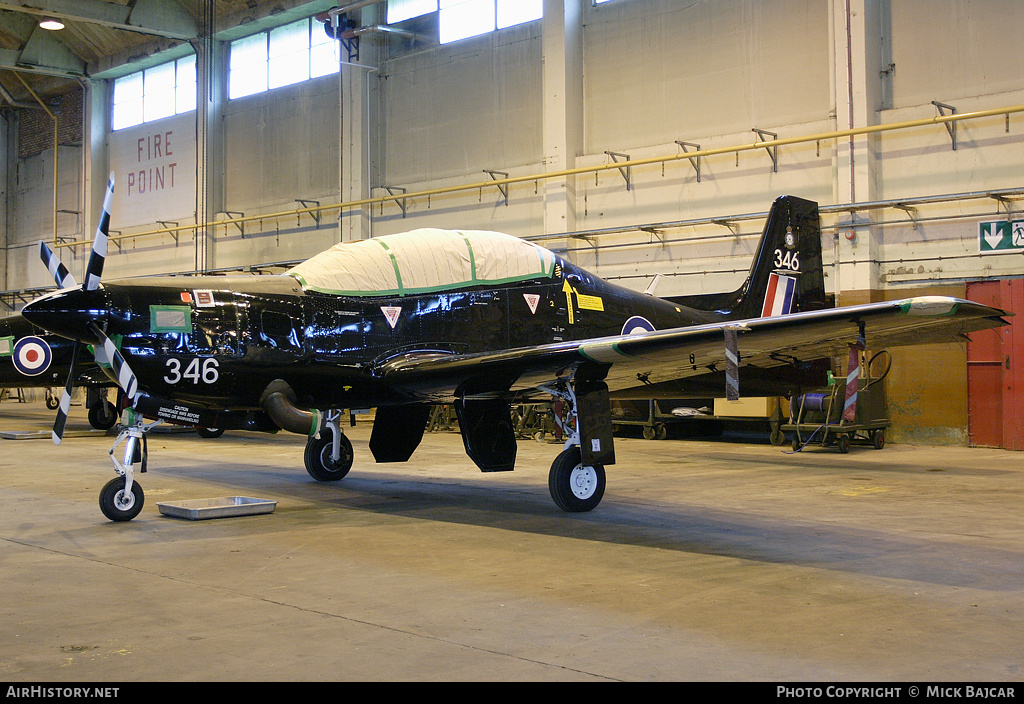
[99,476,144,522]
[304,433,354,481]
[548,447,605,513]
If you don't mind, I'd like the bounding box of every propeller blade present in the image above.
[89,322,138,403]
[52,342,82,445]
[84,173,114,291]
[39,241,77,289]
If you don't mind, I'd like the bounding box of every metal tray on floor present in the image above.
[157,497,277,520]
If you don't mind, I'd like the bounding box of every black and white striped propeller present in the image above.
[37,173,139,445]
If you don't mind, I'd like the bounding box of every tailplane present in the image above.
[670,196,828,319]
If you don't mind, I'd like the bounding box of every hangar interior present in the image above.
[2,0,1024,684]
[2,0,1021,447]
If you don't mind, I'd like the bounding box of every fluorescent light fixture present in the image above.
[39,18,65,31]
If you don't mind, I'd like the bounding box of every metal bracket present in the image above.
[752,128,778,172]
[108,230,123,252]
[330,12,360,62]
[675,141,701,181]
[932,101,957,150]
[383,186,407,218]
[639,226,664,244]
[295,199,322,227]
[158,221,179,244]
[604,151,632,191]
[893,203,920,231]
[218,211,245,237]
[483,170,509,206]
[990,193,1021,225]
[712,219,739,236]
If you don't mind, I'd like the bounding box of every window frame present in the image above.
[228,16,339,101]
[387,0,543,45]
[112,54,196,132]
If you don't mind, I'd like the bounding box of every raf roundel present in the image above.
[13,336,53,376]
[621,316,656,335]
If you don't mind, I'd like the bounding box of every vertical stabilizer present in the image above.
[665,196,827,319]
[730,195,827,319]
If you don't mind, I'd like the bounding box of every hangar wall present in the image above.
[3,0,1022,444]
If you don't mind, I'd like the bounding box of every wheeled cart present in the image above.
[782,353,891,453]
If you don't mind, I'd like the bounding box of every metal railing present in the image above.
[45,102,1024,252]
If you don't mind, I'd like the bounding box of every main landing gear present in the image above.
[304,410,354,481]
[544,382,608,512]
[299,396,608,513]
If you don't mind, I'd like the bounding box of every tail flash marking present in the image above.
[761,273,796,317]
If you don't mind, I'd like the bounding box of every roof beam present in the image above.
[0,0,198,40]
[18,24,88,75]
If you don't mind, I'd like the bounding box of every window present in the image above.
[229,17,339,100]
[112,55,196,131]
[388,0,438,23]
[387,0,542,44]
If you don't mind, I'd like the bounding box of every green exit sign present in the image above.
[979,220,1024,253]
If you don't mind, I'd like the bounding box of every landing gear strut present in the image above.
[543,381,609,512]
[101,410,161,522]
[304,410,353,481]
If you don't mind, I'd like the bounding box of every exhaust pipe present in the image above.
[260,380,321,436]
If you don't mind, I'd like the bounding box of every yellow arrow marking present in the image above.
[562,279,575,324]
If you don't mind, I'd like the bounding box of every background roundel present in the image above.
[13,336,53,376]
[621,316,656,335]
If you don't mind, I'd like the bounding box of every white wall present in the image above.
[4,0,1024,299]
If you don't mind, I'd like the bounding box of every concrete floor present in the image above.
[1,399,1023,682]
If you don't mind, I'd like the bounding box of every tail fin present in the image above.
[669,196,827,319]
[735,195,827,318]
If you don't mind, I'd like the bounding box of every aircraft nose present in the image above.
[21,286,108,343]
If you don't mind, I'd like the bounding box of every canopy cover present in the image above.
[287,228,558,296]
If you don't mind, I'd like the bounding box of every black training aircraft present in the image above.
[21,174,1010,521]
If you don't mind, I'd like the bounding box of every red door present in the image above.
[967,279,1022,450]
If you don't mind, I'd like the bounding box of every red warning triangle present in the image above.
[523,293,540,314]
[381,306,402,329]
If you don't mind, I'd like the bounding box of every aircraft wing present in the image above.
[375,296,1010,400]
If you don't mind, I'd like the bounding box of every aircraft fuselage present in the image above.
[82,257,709,414]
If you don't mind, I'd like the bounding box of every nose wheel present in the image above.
[98,412,161,522]
[99,476,145,522]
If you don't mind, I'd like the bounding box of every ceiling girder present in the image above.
[18,24,88,75]
[0,0,199,40]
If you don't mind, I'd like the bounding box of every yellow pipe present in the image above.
[54,102,1024,251]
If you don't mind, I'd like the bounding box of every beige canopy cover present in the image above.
[287,228,558,296]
